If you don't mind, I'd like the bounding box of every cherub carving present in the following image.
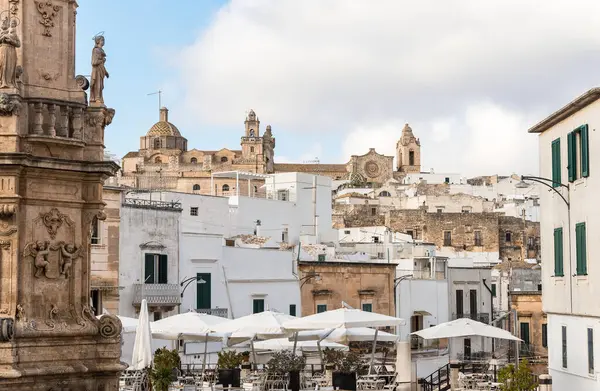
[24,241,50,278]
[59,243,81,278]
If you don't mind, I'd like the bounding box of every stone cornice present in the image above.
[0,153,119,176]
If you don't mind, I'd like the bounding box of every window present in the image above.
[91,216,100,245]
[250,146,255,153]
[469,290,477,316]
[445,177,450,184]
[462,206,472,213]
[589,328,594,374]
[576,222,587,275]
[90,290,102,316]
[520,322,530,346]
[344,230,351,235]
[436,208,443,214]
[463,338,471,360]
[406,230,414,238]
[221,156,228,163]
[444,231,452,246]
[491,283,496,297]
[144,253,168,284]
[551,138,561,188]
[527,236,535,250]
[371,207,377,216]
[318,254,326,262]
[190,207,198,216]
[153,312,162,321]
[562,325,567,368]
[317,304,327,313]
[554,228,564,277]
[282,229,289,243]
[289,304,296,317]
[191,157,198,164]
[409,150,415,166]
[567,124,590,182]
[505,232,512,243]
[154,138,160,149]
[542,324,547,348]
[373,236,379,243]
[377,252,385,259]
[538,284,542,291]
[253,299,265,314]
[455,290,463,316]
[362,303,373,312]
[192,184,200,192]
[196,273,211,309]
[277,190,289,201]
[379,191,391,197]
[154,157,162,163]
[474,231,482,247]
[253,185,258,193]
[222,184,230,192]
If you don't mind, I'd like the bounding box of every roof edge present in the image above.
[528,87,600,134]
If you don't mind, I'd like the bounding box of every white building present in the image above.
[529,88,599,389]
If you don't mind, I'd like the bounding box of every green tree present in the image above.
[497,359,538,391]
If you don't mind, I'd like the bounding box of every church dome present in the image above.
[146,107,181,137]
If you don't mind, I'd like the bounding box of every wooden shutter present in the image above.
[158,254,168,283]
[552,138,561,187]
[567,132,575,182]
[554,228,564,277]
[289,304,296,317]
[576,223,587,275]
[144,254,155,283]
[520,322,530,345]
[581,125,590,177]
[542,324,548,348]
[196,273,211,309]
[253,299,264,314]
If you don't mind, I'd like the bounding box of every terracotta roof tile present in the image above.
[123,151,139,158]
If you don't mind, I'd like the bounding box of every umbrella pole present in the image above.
[317,340,324,369]
[202,333,208,376]
[251,339,257,371]
[368,329,379,375]
[292,332,299,355]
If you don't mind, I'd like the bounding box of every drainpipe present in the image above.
[482,278,495,355]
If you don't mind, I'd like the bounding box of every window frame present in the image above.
[568,124,590,182]
[91,216,101,245]
[542,323,547,348]
[289,304,296,317]
[576,222,587,276]
[551,137,561,188]
[554,227,564,277]
[362,303,373,312]
[190,206,198,216]
[252,298,265,314]
[316,304,327,313]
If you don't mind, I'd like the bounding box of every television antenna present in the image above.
[147,90,163,114]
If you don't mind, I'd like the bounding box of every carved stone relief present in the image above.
[35,1,60,37]
[34,208,74,239]
[23,241,82,279]
[98,314,121,339]
[9,0,19,16]
[0,93,21,116]
[0,317,14,341]
[0,204,16,217]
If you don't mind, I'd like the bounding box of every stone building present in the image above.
[509,290,547,374]
[90,186,124,315]
[120,108,423,191]
[298,261,396,317]
[498,216,540,262]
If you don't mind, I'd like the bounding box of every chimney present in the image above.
[160,107,169,122]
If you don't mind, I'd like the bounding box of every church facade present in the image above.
[119,108,421,195]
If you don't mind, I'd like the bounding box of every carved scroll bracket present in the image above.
[35,1,60,37]
[34,208,74,239]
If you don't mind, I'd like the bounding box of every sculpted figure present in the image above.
[90,34,109,103]
[0,17,21,88]
[25,241,50,278]
[59,243,80,279]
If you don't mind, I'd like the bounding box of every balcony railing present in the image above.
[123,198,182,211]
[452,312,490,324]
[133,284,181,308]
[196,308,228,318]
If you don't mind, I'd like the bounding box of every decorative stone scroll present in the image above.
[98,314,121,339]
[35,208,73,239]
[0,317,14,341]
[35,0,60,37]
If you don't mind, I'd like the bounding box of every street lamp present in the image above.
[517,175,569,208]
[299,271,321,288]
[180,275,206,298]
[393,274,413,318]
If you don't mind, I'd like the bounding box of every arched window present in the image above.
[250,146,255,153]
[254,185,258,192]
[154,157,162,163]
[222,184,230,192]
[221,156,228,163]
[192,184,200,192]
[154,138,161,149]
[379,191,391,197]
[191,157,198,164]
[249,129,255,137]
[409,150,415,166]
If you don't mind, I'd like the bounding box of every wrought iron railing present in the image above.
[123,198,182,211]
[133,284,181,306]
[196,308,228,318]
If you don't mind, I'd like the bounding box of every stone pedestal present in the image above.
[394,341,411,391]
[0,0,123,389]
[538,374,552,391]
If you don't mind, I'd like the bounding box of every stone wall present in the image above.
[498,216,540,262]
[333,204,386,228]
[510,292,547,373]
[298,261,396,317]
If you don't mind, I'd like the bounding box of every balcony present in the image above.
[123,198,182,212]
[452,313,490,324]
[196,308,229,318]
[133,284,180,311]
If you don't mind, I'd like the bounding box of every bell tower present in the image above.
[241,109,265,170]
[0,0,122,389]
[396,123,421,173]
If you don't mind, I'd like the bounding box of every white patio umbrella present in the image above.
[254,338,349,352]
[151,311,230,373]
[411,318,521,341]
[211,311,297,365]
[294,327,400,344]
[131,299,153,370]
[283,308,405,374]
[96,314,139,334]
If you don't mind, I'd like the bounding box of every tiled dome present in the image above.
[146,107,181,136]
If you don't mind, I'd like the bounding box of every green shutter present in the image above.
[317,304,327,313]
[491,284,497,297]
[144,254,155,283]
[554,228,564,277]
[552,138,561,188]
[542,324,548,348]
[196,273,211,309]
[158,254,168,283]
[581,125,590,178]
[362,303,372,312]
[520,322,530,345]
[576,223,587,275]
[567,132,576,182]
[289,304,296,316]
[253,299,265,314]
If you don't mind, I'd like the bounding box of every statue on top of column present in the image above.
[0,15,21,89]
[90,33,109,104]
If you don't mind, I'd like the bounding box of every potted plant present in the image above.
[267,351,306,391]
[150,347,181,391]
[332,351,364,391]
[217,350,243,387]
[241,351,251,363]
[498,359,538,391]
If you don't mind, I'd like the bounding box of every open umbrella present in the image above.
[131,299,153,370]
[254,338,349,352]
[294,327,399,344]
[410,318,521,341]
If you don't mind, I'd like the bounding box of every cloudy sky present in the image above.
[77,0,600,177]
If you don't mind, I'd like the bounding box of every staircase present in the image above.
[419,363,450,391]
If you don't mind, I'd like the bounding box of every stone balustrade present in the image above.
[26,98,86,140]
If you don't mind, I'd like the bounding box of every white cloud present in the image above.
[175,0,600,175]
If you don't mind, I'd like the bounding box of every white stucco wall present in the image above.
[397,279,449,340]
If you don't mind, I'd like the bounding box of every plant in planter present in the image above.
[267,351,306,391]
[150,347,181,391]
[332,351,365,391]
[217,350,244,387]
[241,351,251,363]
